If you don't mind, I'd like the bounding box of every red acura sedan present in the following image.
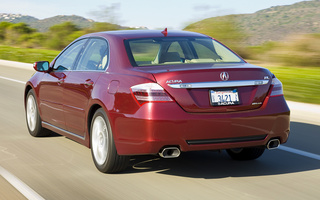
[24,29,290,173]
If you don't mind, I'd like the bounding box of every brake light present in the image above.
[131,83,173,105]
[270,78,284,97]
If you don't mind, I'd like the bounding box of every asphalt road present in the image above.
[0,62,319,200]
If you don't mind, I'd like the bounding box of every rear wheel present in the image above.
[90,108,129,173]
[25,90,50,137]
[226,147,265,160]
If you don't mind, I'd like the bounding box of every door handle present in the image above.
[84,79,94,87]
[57,79,64,85]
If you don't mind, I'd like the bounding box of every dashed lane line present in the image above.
[279,146,320,161]
[0,166,45,200]
[0,75,26,84]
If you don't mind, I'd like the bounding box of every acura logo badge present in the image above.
[220,72,229,81]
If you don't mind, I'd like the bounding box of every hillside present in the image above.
[0,14,94,32]
[184,0,320,45]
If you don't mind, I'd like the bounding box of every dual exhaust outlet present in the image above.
[158,139,280,158]
[159,147,181,158]
[266,138,280,150]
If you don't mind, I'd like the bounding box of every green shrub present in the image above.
[248,34,320,67]
[0,45,59,63]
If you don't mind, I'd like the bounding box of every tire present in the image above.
[25,90,50,137]
[226,147,265,160]
[90,108,129,173]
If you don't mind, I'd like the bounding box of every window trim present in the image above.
[52,36,110,72]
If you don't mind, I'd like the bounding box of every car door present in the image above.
[63,38,109,138]
[39,39,87,130]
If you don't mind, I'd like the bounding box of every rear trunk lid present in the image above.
[136,63,273,113]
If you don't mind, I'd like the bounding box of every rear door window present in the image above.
[75,38,109,71]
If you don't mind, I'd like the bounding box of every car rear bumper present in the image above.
[110,95,290,156]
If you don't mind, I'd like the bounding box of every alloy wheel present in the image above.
[91,116,109,165]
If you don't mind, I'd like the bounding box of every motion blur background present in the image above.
[0,0,319,104]
[0,1,319,199]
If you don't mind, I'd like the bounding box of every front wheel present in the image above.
[90,108,129,173]
[226,147,265,160]
[25,90,50,137]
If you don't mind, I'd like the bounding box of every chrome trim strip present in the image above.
[187,134,267,145]
[42,122,85,140]
[168,80,269,89]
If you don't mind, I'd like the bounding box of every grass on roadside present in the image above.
[0,45,60,63]
[258,63,320,105]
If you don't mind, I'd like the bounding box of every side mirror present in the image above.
[33,61,50,72]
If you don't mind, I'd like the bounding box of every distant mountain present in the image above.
[0,13,95,32]
[31,15,94,32]
[0,13,38,23]
[184,0,320,45]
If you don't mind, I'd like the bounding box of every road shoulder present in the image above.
[0,59,33,71]
[287,101,320,125]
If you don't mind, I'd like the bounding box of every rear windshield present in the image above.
[125,37,244,66]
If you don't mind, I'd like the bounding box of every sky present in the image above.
[0,0,308,29]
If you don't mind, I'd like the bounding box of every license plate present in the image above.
[210,89,240,106]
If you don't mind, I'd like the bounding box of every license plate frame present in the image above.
[209,89,240,106]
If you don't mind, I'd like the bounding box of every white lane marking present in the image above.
[0,166,45,200]
[0,75,26,84]
[279,146,320,161]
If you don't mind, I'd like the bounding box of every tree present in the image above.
[5,22,35,45]
[0,22,11,42]
[87,22,120,33]
[46,22,79,50]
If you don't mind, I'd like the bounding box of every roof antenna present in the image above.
[161,28,168,37]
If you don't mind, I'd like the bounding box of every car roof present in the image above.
[81,30,210,40]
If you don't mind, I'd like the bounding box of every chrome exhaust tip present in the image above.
[159,147,181,158]
[267,139,280,150]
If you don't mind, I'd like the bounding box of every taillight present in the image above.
[270,77,284,97]
[130,83,173,105]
